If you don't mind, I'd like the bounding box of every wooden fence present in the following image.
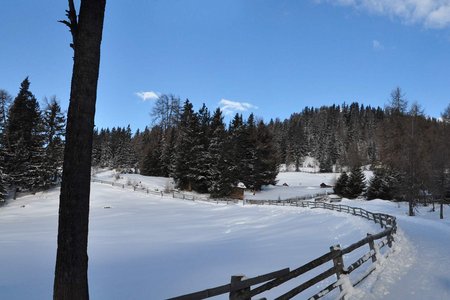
[91,178,397,299]
[91,178,211,201]
[169,200,397,300]
[91,177,330,205]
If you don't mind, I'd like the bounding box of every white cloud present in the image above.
[372,39,384,50]
[319,0,450,28]
[135,91,159,101]
[219,99,258,115]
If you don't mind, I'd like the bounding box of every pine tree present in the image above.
[140,126,163,176]
[0,90,11,193]
[0,89,12,149]
[254,120,279,190]
[42,97,66,187]
[334,172,348,196]
[92,128,102,167]
[345,166,366,199]
[99,128,112,167]
[208,108,234,197]
[172,100,200,190]
[366,167,398,200]
[160,127,176,177]
[5,78,45,191]
[0,165,6,202]
[191,104,211,193]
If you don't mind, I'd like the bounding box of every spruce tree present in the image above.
[208,108,233,197]
[0,165,6,202]
[160,127,176,177]
[0,89,12,149]
[190,104,211,192]
[42,97,66,187]
[334,172,348,196]
[254,120,279,190]
[5,78,45,191]
[172,100,200,190]
[140,126,163,176]
[92,128,102,167]
[345,166,366,199]
[366,167,399,200]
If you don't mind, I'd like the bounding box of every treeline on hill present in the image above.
[92,89,450,205]
[2,79,448,206]
[0,78,66,200]
[92,96,279,197]
[269,87,450,214]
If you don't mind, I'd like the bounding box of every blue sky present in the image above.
[1,0,450,130]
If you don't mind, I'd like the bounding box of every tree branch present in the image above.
[58,0,78,49]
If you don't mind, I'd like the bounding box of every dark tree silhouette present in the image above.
[54,1,106,299]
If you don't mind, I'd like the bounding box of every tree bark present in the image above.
[54,1,106,299]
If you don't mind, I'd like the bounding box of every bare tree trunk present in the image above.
[440,202,444,219]
[54,1,106,299]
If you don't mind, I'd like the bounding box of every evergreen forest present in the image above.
[1,80,449,203]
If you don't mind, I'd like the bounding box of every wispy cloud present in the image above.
[219,99,258,115]
[135,91,159,101]
[372,39,384,50]
[317,0,450,28]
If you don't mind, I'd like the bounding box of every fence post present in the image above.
[229,275,250,300]
[387,230,393,248]
[330,245,345,297]
[367,233,377,263]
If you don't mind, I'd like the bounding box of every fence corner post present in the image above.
[367,233,377,263]
[387,230,394,248]
[229,275,250,300]
[330,245,345,295]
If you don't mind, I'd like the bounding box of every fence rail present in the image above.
[170,200,397,300]
[91,178,211,201]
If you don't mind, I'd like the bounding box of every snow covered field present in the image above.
[0,171,449,299]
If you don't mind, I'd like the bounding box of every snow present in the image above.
[338,199,450,299]
[0,171,449,299]
[245,172,336,200]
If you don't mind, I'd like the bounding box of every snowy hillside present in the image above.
[0,172,449,299]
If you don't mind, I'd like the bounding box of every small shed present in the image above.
[320,183,332,188]
[230,182,246,200]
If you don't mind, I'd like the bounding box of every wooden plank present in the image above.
[307,280,338,300]
[232,268,290,291]
[341,229,391,255]
[167,283,231,300]
[345,249,375,274]
[353,265,376,287]
[249,251,340,297]
[274,266,337,300]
